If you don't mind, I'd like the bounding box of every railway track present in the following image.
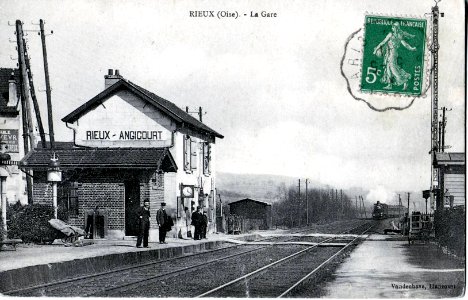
[196,223,374,298]
[4,220,373,297]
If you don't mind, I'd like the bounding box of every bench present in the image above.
[0,239,23,251]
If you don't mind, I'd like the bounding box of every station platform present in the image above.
[0,231,264,293]
[324,234,465,298]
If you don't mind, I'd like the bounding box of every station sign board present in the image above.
[75,127,172,148]
[0,129,19,153]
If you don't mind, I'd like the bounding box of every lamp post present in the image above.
[47,153,62,219]
[0,168,8,240]
[0,139,10,239]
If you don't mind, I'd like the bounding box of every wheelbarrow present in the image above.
[48,219,86,245]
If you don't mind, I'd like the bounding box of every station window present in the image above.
[58,182,79,217]
[203,142,211,175]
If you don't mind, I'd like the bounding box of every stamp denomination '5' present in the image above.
[361,16,427,96]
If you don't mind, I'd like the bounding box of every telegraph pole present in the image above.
[23,39,46,148]
[40,19,55,148]
[407,192,410,216]
[398,194,401,218]
[16,20,36,149]
[358,196,362,218]
[355,196,358,218]
[440,107,449,152]
[298,179,301,226]
[15,20,34,203]
[340,189,343,218]
[305,179,309,225]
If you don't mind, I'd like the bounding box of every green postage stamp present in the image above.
[361,16,427,96]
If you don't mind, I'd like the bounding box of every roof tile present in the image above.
[20,147,177,171]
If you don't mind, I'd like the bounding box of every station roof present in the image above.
[228,198,271,207]
[61,79,223,139]
[20,146,177,172]
[434,152,465,166]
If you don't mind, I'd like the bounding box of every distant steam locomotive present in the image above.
[372,201,406,219]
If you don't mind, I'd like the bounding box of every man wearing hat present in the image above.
[156,202,168,244]
[136,199,151,248]
[191,206,202,240]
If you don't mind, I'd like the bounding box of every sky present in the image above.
[0,0,465,205]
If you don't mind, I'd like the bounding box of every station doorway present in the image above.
[125,180,140,236]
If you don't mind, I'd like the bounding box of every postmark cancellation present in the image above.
[341,14,431,111]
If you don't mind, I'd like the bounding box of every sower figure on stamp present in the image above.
[191,206,202,240]
[136,200,151,248]
[373,22,416,91]
[156,202,168,244]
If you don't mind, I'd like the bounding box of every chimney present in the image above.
[7,72,17,107]
[104,68,123,90]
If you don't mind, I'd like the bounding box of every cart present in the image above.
[408,212,434,244]
[48,219,86,245]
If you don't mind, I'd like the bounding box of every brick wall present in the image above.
[31,169,165,233]
[32,172,52,205]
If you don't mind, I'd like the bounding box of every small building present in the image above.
[434,152,465,209]
[0,68,28,204]
[20,70,223,240]
[228,198,272,230]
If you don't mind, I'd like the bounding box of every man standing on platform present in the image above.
[201,210,208,239]
[157,202,168,244]
[191,206,202,240]
[136,200,151,248]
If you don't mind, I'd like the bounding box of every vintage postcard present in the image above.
[0,0,465,298]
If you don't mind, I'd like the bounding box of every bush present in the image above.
[7,203,58,244]
[435,207,466,257]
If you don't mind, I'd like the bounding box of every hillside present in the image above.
[216,172,366,205]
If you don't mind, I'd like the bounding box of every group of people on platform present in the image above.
[191,206,209,240]
[135,200,208,248]
[136,200,174,248]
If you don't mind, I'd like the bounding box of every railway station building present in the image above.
[20,70,223,240]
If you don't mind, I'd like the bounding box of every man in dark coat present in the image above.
[191,206,202,240]
[136,200,151,248]
[201,210,208,239]
[156,202,168,244]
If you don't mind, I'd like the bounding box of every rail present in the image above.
[5,220,372,297]
[278,223,374,297]
[196,222,372,298]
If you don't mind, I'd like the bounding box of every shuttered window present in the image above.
[190,140,198,170]
[203,142,211,175]
[183,135,191,172]
[184,135,199,172]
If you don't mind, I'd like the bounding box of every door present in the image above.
[125,180,141,236]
